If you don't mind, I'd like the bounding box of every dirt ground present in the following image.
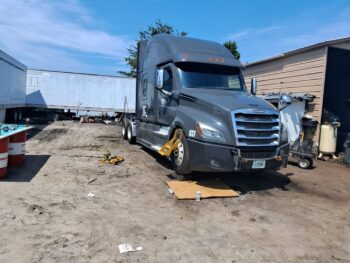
[0,122,349,263]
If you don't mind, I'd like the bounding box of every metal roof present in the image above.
[0,50,27,71]
[245,36,350,67]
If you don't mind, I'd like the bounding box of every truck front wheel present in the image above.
[171,130,191,175]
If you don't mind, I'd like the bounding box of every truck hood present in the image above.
[179,88,277,112]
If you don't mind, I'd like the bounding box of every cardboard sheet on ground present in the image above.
[167,179,239,200]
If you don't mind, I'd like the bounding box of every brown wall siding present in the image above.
[243,47,328,143]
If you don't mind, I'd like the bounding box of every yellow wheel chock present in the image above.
[99,154,124,165]
[158,129,183,157]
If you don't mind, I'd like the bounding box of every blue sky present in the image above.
[1,0,350,75]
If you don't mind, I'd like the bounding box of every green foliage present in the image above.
[223,40,241,60]
[118,19,187,77]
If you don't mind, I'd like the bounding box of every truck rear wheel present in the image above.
[171,130,191,175]
[122,121,128,140]
[127,124,136,144]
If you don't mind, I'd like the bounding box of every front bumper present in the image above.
[187,138,289,173]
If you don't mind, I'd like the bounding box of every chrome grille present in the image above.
[232,109,280,147]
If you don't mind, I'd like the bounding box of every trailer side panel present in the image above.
[26,70,136,113]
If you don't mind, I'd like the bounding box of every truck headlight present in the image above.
[280,123,289,144]
[197,122,226,142]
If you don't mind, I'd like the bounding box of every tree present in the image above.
[223,40,240,60]
[118,19,187,77]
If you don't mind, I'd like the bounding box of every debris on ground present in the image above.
[87,178,98,184]
[167,188,174,195]
[99,154,124,165]
[196,191,202,201]
[167,179,239,200]
[103,120,112,125]
[80,116,88,123]
[86,193,95,198]
[118,244,143,254]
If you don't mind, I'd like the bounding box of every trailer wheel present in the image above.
[127,124,136,144]
[171,130,192,175]
[298,158,312,169]
[122,121,128,140]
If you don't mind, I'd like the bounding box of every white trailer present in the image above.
[0,50,27,122]
[26,69,136,114]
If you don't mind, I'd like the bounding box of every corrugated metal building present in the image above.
[244,37,350,148]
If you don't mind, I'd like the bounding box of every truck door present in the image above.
[157,65,178,126]
[140,73,156,123]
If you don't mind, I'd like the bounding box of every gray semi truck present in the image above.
[122,34,290,175]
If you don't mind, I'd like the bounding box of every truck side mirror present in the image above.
[156,69,164,89]
[281,94,292,105]
[278,94,292,111]
[251,78,257,95]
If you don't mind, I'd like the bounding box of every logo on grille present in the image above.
[251,108,265,114]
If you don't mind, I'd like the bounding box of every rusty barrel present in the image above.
[0,138,9,179]
[8,131,26,167]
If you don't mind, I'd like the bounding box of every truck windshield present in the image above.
[176,62,246,91]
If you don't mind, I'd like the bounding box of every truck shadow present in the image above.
[2,155,50,182]
[141,146,173,169]
[141,146,291,195]
[217,171,291,194]
[180,171,291,195]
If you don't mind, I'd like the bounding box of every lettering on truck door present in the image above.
[141,73,149,120]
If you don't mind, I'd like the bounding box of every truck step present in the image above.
[151,145,161,151]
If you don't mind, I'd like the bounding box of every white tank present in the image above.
[319,124,338,154]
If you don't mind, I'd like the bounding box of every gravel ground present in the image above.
[0,121,349,263]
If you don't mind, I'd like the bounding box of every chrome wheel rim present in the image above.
[122,126,126,137]
[299,160,308,168]
[174,142,184,166]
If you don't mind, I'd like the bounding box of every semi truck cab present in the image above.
[122,34,290,175]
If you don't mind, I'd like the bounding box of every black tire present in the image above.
[127,124,136,144]
[13,109,19,123]
[298,158,311,169]
[17,108,22,122]
[122,121,128,140]
[171,130,192,175]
